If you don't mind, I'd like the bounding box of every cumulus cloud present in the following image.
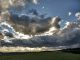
[0,27,80,49]
[8,0,38,7]
[0,12,80,51]
[9,0,38,6]
[75,12,80,20]
[33,0,38,4]
[75,12,80,27]
[68,12,72,16]
[8,10,62,34]
[1,0,80,51]
[0,0,39,18]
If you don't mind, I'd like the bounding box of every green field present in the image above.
[0,51,80,60]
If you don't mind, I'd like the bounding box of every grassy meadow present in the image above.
[0,50,80,60]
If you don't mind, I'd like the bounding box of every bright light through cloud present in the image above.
[33,0,38,4]
[9,0,13,5]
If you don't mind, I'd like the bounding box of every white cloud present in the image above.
[33,0,38,4]
[1,1,80,50]
[75,12,80,20]
[68,12,72,16]
[0,0,39,9]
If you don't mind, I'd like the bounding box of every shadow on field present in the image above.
[60,48,80,54]
[0,52,36,56]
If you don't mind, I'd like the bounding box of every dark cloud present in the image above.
[0,28,80,48]
[0,11,80,50]
[7,9,61,35]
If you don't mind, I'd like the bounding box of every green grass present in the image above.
[0,51,80,60]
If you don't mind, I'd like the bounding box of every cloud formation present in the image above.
[8,10,61,34]
[0,0,38,7]
[0,12,80,51]
[0,0,80,51]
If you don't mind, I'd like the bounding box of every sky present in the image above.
[7,0,80,26]
[0,0,80,50]
[25,0,80,21]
